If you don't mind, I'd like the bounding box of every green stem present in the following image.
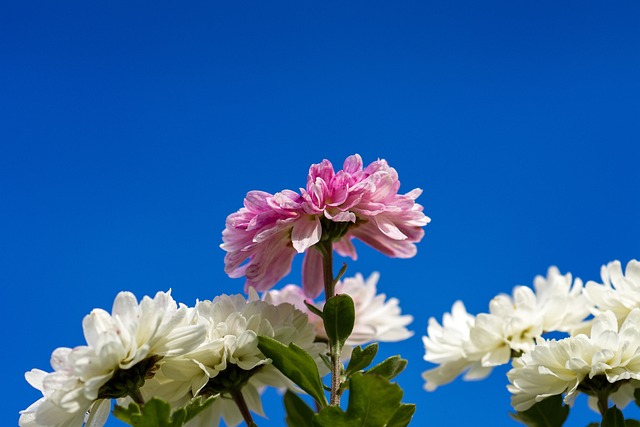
[321,241,335,299]
[320,240,342,406]
[597,390,609,417]
[231,389,258,427]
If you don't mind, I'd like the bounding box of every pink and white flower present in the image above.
[221,154,430,297]
[221,190,304,294]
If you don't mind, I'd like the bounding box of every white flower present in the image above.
[20,290,205,427]
[19,368,108,427]
[422,267,590,391]
[264,272,413,346]
[144,290,325,427]
[335,272,413,344]
[532,266,590,333]
[507,309,640,412]
[263,284,321,335]
[584,259,640,324]
[421,301,491,391]
[468,266,588,358]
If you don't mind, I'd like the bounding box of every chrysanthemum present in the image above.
[333,272,413,344]
[19,368,109,427]
[583,259,640,325]
[221,189,304,294]
[142,290,326,427]
[422,267,590,391]
[264,272,413,346]
[19,291,205,427]
[422,301,491,391]
[531,266,590,333]
[507,309,640,412]
[221,154,430,297]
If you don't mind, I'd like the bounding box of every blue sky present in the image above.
[3,1,640,426]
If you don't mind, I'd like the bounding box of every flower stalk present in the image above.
[231,390,258,427]
[319,240,344,406]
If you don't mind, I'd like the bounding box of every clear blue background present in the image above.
[3,1,640,426]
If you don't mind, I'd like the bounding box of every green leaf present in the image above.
[113,403,135,424]
[586,423,600,427]
[366,355,407,381]
[258,335,328,408]
[345,343,379,377]
[626,420,640,427]
[386,404,416,427]
[602,407,625,427]
[284,390,315,427]
[313,373,409,427]
[334,262,348,284]
[112,397,214,427]
[510,395,570,427]
[323,294,355,349]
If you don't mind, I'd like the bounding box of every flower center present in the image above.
[200,364,264,397]
[97,355,162,400]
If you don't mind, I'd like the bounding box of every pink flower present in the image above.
[221,190,303,293]
[221,154,430,297]
[298,154,430,296]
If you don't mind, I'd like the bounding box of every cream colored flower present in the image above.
[584,259,640,324]
[507,309,640,411]
[145,290,325,427]
[422,267,590,392]
[422,301,491,391]
[20,290,205,427]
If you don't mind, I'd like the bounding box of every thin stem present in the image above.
[231,389,258,427]
[320,240,342,406]
[597,390,609,417]
[321,241,335,299]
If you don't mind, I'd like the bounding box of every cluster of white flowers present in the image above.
[422,266,588,390]
[141,290,325,427]
[423,259,640,414]
[21,271,412,427]
[508,309,640,412]
[19,290,321,427]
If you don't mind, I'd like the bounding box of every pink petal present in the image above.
[302,249,325,298]
[351,223,417,258]
[324,210,356,222]
[328,171,350,205]
[244,191,272,212]
[308,159,335,185]
[373,215,408,240]
[334,237,358,260]
[343,154,363,175]
[244,244,297,292]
